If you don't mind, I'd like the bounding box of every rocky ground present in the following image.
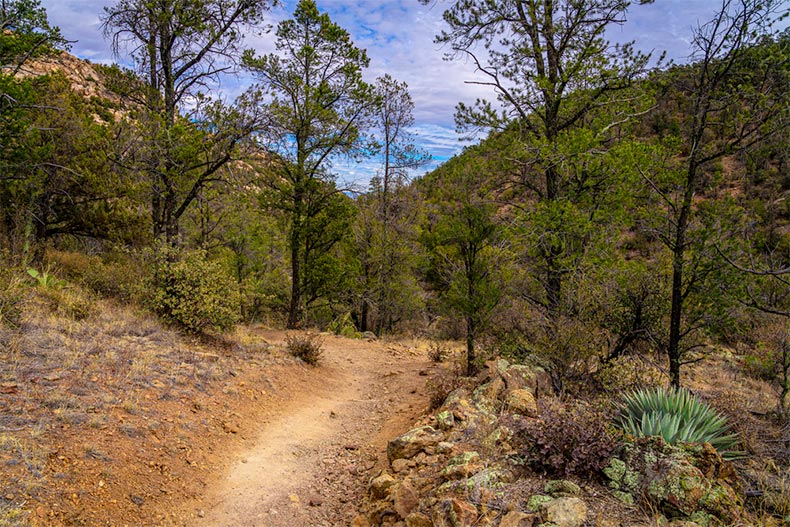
[2,297,788,527]
[0,299,439,527]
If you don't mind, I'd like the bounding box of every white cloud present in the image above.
[40,0,788,185]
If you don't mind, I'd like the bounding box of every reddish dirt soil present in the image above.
[0,305,436,527]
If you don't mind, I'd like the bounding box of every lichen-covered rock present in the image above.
[388,426,445,463]
[473,376,506,411]
[370,471,397,500]
[526,494,553,511]
[501,362,551,398]
[545,480,581,497]
[436,410,455,431]
[441,451,481,480]
[466,465,515,490]
[505,389,538,417]
[540,497,587,527]
[606,437,742,524]
[432,498,477,527]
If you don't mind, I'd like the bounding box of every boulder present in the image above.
[505,389,538,417]
[500,362,552,398]
[473,376,506,409]
[605,437,742,523]
[540,497,587,527]
[388,426,444,463]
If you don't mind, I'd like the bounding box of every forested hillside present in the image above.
[3,0,790,525]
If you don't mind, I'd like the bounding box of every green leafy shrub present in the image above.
[148,246,240,334]
[27,267,66,289]
[27,265,92,320]
[327,312,361,338]
[615,386,739,456]
[285,332,324,365]
[521,399,622,478]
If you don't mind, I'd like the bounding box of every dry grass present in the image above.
[0,290,289,526]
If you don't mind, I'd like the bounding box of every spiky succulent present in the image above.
[615,386,739,456]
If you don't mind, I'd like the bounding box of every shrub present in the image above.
[428,341,448,363]
[426,364,469,410]
[27,265,93,320]
[147,246,240,334]
[285,332,324,365]
[0,267,26,328]
[521,399,622,478]
[48,249,143,301]
[327,312,361,338]
[615,386,739,456]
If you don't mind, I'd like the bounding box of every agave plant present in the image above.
[615,386,739,456]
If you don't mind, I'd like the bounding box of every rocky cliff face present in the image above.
[15,50,131,121]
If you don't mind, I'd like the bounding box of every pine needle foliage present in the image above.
[616,386,739,456]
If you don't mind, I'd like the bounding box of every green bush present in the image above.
[147,246,240,334]
[285,332,324,365]
[615,386,739,456]
[521,399,622,478]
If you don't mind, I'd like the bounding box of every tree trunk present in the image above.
[667,167,694,388]
[287,228,302,329]
[287,188,304,329]
[466,314,476,377]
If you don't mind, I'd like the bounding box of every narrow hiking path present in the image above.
[185,330,436,527]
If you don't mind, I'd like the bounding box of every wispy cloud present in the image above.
[41,0,783,184]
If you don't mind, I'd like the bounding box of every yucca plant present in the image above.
[616,386,740,457]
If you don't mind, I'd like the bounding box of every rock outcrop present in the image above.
[361,358,745,527]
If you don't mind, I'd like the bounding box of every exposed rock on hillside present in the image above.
[15,50,130,121]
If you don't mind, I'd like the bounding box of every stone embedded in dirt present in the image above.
[405,511,433,527]
[437,441,454,454]
[369,471,397,500]
[221,421,239,434]
[545,479,582,497]
[432,498,478,527]
[540,497,587,527]
[351,513,371,527]
[505,389,538,417]
[391,458,412,473]
[499,510,537,527]
[130,495,144,506]
[387,425,444,463]
[392,479,420,519]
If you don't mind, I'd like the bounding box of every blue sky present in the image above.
[39,0,759,187]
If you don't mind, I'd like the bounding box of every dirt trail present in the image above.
[191,331,435,527]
